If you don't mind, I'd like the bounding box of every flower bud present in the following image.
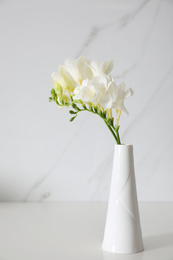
[54,83,63,95]
[72,103,77,109]
[94,106,98,113]
[51,89,56,99]
[108,118,113,126]
[72,103,80,111]
[82,104,87,109]
[115,125,120,131]
[103,112,107,118]
[89,104,93,111]
[69,110,76,114]
[69,116,76,122]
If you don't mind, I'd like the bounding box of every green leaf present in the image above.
[49,97,52,102]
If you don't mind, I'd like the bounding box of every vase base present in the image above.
[102,245,144,255]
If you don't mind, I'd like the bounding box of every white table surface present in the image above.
[0,202,173,260]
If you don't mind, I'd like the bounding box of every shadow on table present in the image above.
[144,232,173,251]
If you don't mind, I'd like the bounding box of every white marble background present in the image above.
[0,0,173,201]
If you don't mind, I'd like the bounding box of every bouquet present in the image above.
[49,56,134,144]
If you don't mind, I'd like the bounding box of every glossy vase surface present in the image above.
[102,144,144,254]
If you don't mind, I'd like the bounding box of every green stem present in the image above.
[75,107,119,143]
[115,128,121,144]
[103,120,118,143]
[110,124,121,144]
[68,101,122,144]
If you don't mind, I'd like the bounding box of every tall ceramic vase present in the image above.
[102,144,144,254]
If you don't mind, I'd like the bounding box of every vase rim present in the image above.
[115,144,133,146]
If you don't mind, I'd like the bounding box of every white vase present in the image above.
[102,144,144,254]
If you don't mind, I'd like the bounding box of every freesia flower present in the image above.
[51,66,76,92]
[50,57,134,144]
[74,75,114,109]
[64,56,93,85]
[89,60,114,77]
[113,81,134,117]
[58,94,70,106]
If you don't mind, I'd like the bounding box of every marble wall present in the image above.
[0,0,173,201]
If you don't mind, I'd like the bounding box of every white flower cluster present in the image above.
[51,56,134,117]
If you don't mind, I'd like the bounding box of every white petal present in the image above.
[51,72,59,82]
[79,60,93,80]
[64,58,78,81]
[119,81,126,93]
[90,60,100,75]
[100,94,113,109]
[124,88,134,99]
[99,75,107,86]
[64,58,75,68]
[81,79,88,87]
[113,83,119,96]
[107,81,115,95]
[83,87,93,100]
[122,105,130,117]
[102,60,114,74]
[74,85,84,100]
[59,66,73,82]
